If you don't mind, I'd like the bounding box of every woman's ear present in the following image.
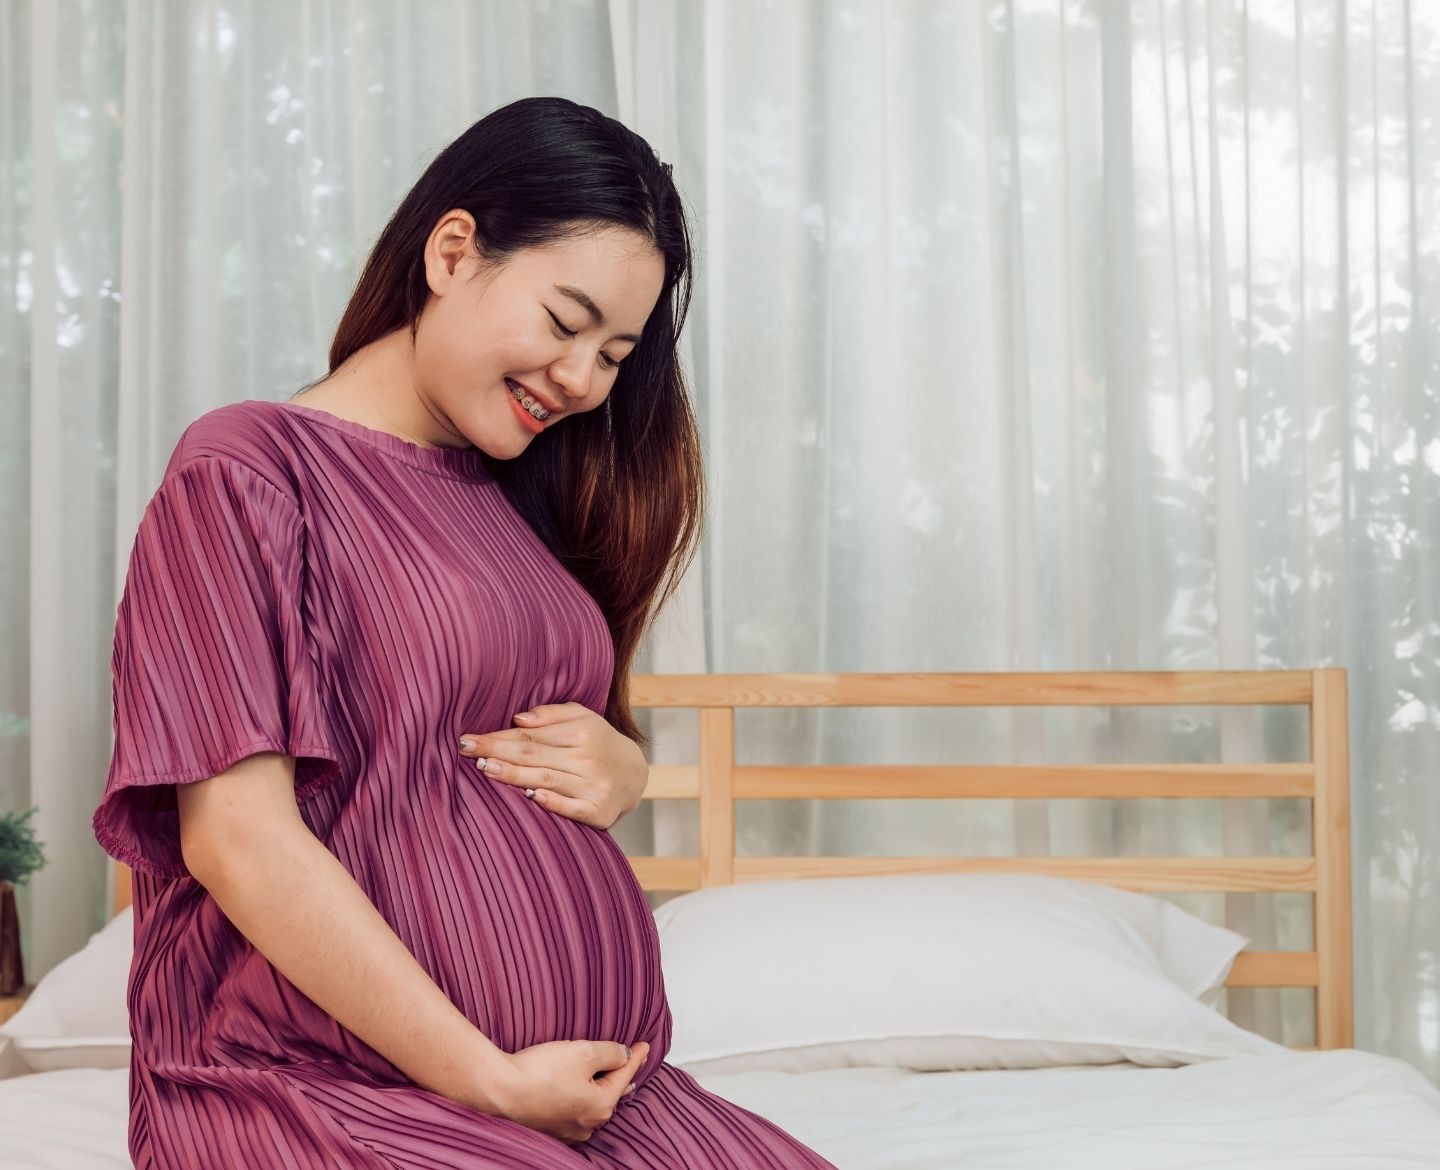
[424,209,476,293]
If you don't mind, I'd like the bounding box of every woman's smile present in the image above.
[506,377,553,421]
[507,385,547,433]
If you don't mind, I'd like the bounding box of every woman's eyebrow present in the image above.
[553,283,642,343]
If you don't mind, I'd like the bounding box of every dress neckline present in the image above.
[277,400,495,483]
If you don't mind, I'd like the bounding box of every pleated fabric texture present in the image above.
[93,400,838,1169]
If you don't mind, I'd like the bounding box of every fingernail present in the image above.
[459,738,475,753]
[475,756,490,773]
[514,711,535,722]
[524,789,535,799]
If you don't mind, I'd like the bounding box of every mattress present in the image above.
[1,1050,1437,1169]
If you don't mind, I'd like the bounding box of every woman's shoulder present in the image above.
[162,398,308,502]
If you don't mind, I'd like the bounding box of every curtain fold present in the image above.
[607,0,708,866]
[1,0,1434,1083]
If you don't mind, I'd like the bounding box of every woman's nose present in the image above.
[549,359,593,403]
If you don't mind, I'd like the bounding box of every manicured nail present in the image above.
[459,738,475,753]
[524,789,535,799]
[475,756,491,773]
[514,711,535,722]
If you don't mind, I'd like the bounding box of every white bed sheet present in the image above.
[702,1050,1440,1168]
[1,1050,1437,1169]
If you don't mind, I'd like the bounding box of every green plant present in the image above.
[0,807,46,886]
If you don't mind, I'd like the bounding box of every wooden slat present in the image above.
[730,856,1314,891]
[113,861,131,919]
[643,763,1314,800]
[626,855,1313,892]
[629,671,1314,709]
[641,765,700,799]
[1312,668,1355,1047]
[1227,951,1318,987]
[697,708,735,887]
[628,856,703,890]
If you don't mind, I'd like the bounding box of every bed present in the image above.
[4,667,1440,1169]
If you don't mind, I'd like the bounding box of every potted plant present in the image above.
[0,806,46,996]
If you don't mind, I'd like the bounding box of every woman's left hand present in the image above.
[458,703,648,831]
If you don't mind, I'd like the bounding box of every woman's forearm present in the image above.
[187,816,515,1112]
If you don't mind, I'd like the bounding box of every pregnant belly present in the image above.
[395,761,672,1062]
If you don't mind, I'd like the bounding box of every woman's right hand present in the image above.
[482,1039,650,1144]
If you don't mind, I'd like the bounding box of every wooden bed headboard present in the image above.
[109,667,1353,1050]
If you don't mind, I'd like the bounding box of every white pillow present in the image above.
[653,872,1290,1075]
[0,907,132,1074]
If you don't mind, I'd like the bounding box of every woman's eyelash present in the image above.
[548,309,622,369]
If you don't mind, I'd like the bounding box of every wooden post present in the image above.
[1312,667,1355,1048]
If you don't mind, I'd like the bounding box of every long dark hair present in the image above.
[314,96,702,746]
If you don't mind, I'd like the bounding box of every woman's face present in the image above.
[415,211,667,458]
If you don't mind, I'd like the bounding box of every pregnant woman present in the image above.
[92,96,838,1168]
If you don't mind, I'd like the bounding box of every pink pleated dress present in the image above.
[92,399,838,1169]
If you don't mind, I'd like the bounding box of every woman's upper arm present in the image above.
[177,751,306,879]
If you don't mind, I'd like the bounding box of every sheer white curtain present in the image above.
[3,0,1435,1083]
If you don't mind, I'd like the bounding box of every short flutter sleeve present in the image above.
[92,456,342,879]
